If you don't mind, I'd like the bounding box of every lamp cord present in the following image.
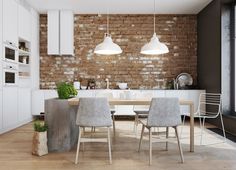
[107,0,109,36]
[154,0,156,34]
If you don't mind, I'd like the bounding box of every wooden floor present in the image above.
[0,121,236,170]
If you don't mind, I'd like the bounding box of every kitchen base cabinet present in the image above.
[2,87,18,129]
[32,90,58,115]
[18,88,32,122]
[0,90,3,131]
[0,87,33,134]
[32,89,205,116]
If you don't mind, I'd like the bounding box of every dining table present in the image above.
[68,98,195,152]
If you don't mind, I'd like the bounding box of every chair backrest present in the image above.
[76,97,112,127]
[96,92,116,110]
[133,92,153,111]
[147,98,182,127]
[197,93,221,116]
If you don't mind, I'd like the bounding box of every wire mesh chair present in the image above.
[182,93,226,144]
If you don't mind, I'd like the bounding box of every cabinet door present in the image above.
[0,89,3,131]
[32,90,44,115]
[18,4,31,41]
[30,9,40,89]
[0,0,3,86]
[3,0,18,45]
[60,10,74,55]
[2,87,18,128]
[47,10,59,55]
[18,88,31,122]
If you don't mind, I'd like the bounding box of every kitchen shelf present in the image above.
[18,76,31,79]
[19,62,30,66]
[19,49,30,56]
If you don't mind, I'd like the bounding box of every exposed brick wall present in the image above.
[40,14,197,89]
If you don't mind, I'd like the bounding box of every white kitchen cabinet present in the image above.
[3,0,18,46]
[77,90,95,97]
[32,90,44,115]
[18,4,31,41]
[0,89,3,131]
[31,89,205,116]
[47,10,74,55]
[2,87,18,129]
[32,90,58,115]
[0,0,2,57]
[0,0,3,87]
[60,10,74,55]
[30,9,40,89]
[44,90,58,99]
[47,10,60,55]
[18,88,31,122]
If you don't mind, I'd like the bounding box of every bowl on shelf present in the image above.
[118,83,128,90]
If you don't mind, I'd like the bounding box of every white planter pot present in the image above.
[32,131,48,156]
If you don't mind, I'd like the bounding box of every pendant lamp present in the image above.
[94,8,122,55]
[140,0,169,55]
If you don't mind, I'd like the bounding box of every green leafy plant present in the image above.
[34,120,48,132]
[56,82,78,99]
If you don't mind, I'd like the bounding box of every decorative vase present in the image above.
[32,131,48,156]
[22,56,27,64]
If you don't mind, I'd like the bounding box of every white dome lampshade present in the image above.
[141,33,169,55]
[94,34,122,55]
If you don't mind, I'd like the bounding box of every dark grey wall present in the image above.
[197,0,235,134]
[197,0,221,93]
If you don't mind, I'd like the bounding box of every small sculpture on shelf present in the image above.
[87,78,96,89]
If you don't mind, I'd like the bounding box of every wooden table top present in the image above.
[68,98,194,106]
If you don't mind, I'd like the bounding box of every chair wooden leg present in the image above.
[180,115,186,137]
[220,112,226,142]
[75,127,82,164]
[112,114,116,137]
[107,127,112,164]
[200,117,205,145]
[149,128,152,165]
[199,117,202,128]
[174,127,184,163]
[166,127,169,151]
[138,124,145,152]
[134,114,138,135]
[81,127,85,152]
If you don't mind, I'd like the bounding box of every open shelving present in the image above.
[18,38,31,88]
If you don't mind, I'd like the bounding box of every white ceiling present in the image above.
[25,0,212,14]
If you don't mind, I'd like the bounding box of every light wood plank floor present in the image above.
[0,121,236,170]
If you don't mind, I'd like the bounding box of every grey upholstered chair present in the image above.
[96,92,116,136]
[133,92,153,134]
[75,98,113,164]
[138,98,184,165]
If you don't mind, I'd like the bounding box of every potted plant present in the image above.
[56,82,78,99]
[44,82,79,152]
[32,120,48,156]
